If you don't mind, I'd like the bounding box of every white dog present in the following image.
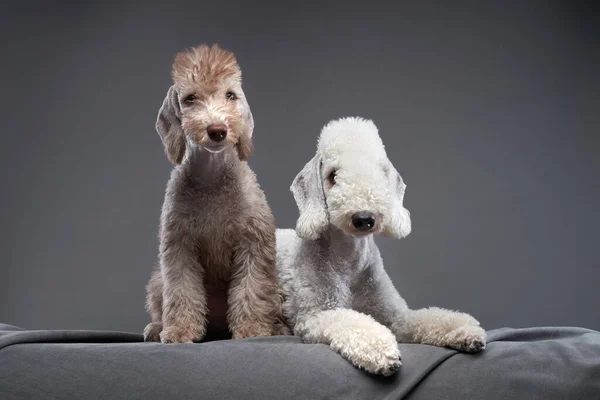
[276,117,486,376]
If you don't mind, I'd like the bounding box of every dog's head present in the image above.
[291,117,411,240]
[155,44,254,164]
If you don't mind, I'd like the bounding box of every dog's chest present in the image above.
[182,188,247,278]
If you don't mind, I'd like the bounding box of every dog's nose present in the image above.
[207,124,227,142]
[351,212,376,231]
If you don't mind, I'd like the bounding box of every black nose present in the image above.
[351,212,376,231]
[207,124,227,142]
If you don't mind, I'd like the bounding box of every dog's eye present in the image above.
[184,94,197,104]
[327,170,337,186]
[226,91,237,100]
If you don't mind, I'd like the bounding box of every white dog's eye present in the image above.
[226,91,237,100]
[184,94,197,104]
[327,170,337,186]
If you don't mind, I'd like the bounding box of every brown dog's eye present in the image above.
[327,170,337,186]
[226,91,237,100]
[184,94,197,104]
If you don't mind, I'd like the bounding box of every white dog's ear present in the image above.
[382,164,412,239]
[156,85,186,165]
[290,154,329,240]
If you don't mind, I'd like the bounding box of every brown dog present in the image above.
[143,44,287,343]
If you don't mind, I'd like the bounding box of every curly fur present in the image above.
[277,117,486,375]
[144,44,288,344]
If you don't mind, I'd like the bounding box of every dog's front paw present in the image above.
[143,322,163,342]
[333,329,402,376]
[343,338,401,376]
[160,325,204,344]
[444,325,487,353]
[373,349,402,377]
[231,323,273,339]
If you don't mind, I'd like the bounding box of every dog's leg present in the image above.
[402,307,486,352]
[159,240,208,344]
[295,309,401,376]
[228,224,285,338]
[354,265,486,352]
[143,266,164,342]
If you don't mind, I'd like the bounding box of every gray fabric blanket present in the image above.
[1,323,599,399]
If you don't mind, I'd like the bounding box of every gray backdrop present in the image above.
[1,1,598,333]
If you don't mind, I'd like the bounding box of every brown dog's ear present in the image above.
[235,135,253,161]
[234,87,254,161]
[290,154,329,240]
[156,85,185,164]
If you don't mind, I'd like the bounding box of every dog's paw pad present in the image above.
[464,337,486,352]
[377,358,402,376]
[446,326,487,353]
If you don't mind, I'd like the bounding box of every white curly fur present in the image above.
[277,117,486,376]
[295,309,401,376]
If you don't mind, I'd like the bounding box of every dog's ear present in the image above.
[234,88,254,161]
[382,163,412,239]
[235,136,253,161]
[290,154,329,240]
[156,85,186,165]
